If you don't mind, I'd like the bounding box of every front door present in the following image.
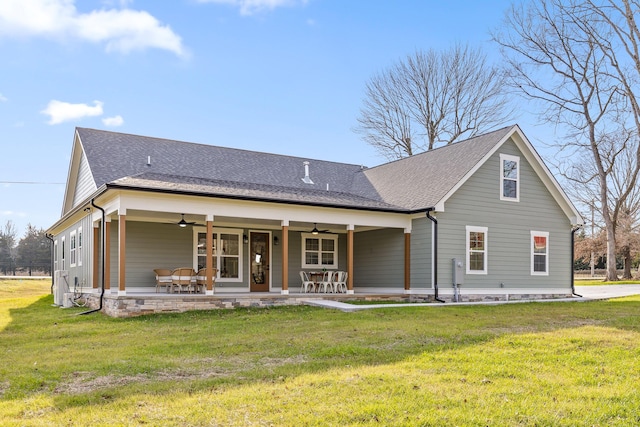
[250,232,269,292]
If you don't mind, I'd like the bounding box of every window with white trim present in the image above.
[500,154,520,201]
[54,240,58,271]
[194,228,243,282]
[77,227,83,266]
[531,231,549,275]
[301,233,338,269]
[69,231,77,267]
[466,226,488,274]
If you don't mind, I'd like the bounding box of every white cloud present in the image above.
[0,93,7,102]
[102,115,124,126]
[0,0,186,57]
[41,100,104,125]
[197,0,307,16]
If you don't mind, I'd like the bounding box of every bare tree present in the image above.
[493,0,640,281]
[355,44,514,160]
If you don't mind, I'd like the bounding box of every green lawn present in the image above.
[1,279,639,426]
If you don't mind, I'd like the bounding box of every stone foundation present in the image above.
[78,291,573,318]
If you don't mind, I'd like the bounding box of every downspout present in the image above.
[571,225,583,297]
[79,198,106,315]
[45,233,54,294]
[426,208,445,303]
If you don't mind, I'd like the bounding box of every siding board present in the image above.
[436,138,571,291]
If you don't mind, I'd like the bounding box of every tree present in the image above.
[0,220,18,275]
[493,0,640,281]
[16,224,51,276]
[355,44,514,160]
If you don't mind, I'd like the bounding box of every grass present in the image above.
[1,279,639,426]
[574,279,640,286]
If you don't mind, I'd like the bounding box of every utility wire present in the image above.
[0,181,64,185]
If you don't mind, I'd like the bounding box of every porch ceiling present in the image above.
[110,210,383,234]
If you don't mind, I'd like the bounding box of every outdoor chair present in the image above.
[171,267,196,293]
[332,270,348,293]
[299,271,316,293]
[196,268,217,293]
[153,268,173,293]
[317,270,335,293]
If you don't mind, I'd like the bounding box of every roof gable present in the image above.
[61,131,97,215]
[363,126,515,211]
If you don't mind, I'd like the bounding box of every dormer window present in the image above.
[500,154,520,202]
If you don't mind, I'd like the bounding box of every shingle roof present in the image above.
[77,127,380,199]
[111,172,403,211]
[363,126,515,210]
[76,126,516,212]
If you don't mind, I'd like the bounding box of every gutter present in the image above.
[47,185,108,235]
[571,225,583,297]
[45,233,54,294]
[426,208,445,303]
[79,198,106,315]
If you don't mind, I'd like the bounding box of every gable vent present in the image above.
[301,161,314,184]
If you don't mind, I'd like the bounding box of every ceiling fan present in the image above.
[310,223,330,234]
[175,213,197,228]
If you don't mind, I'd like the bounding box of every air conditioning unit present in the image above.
[53,270,69,306]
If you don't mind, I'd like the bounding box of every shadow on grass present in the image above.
[2,293,640,412]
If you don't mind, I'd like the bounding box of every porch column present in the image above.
[104,219,111,291]
[205,215,214,295]
[118,211,126,295]
[281,220,289,294]
[347,225,354,294]
[404,230,411,291]
[92,225,100,289]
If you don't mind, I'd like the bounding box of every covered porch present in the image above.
[85,189,428,302]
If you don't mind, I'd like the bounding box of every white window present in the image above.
[77,227,83,266]
[54,240,58,271]
[531,231,549,275]
[61,236,66,270]
[301,233,338,269]
[466,226,488,274]
[500,154,520,202]
[69,231,77,267]
[194,228,243,282]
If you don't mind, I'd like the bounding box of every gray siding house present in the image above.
[47,125,583,315]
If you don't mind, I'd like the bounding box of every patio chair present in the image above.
[299,271,316,293]
[317,270,335,293]
[332,271,348,293]
[172,267,196,293]
[153,269,173,293]
[196,268,217,293]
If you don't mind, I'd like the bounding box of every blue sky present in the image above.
[0,0,546,238]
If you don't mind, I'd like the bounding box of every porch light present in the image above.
[243,234,248,244]
[273,236,279,245]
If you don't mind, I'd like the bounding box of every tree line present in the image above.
[355,0,640,280]
[0,220,51,276]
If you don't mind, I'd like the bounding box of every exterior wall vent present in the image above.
[302,161,314,184]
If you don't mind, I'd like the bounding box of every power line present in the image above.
[0,181,65,185]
